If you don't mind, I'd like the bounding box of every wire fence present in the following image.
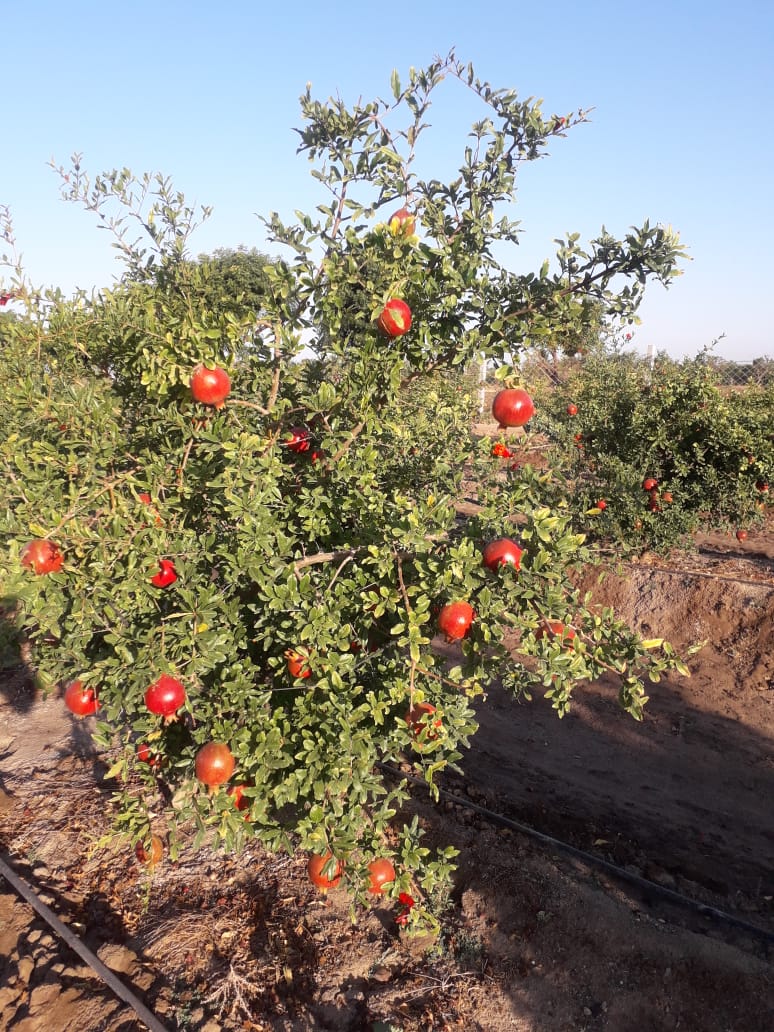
[481,346,774,399]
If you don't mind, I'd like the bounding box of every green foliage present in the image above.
[0,53,692,931]
[533,350,773,552]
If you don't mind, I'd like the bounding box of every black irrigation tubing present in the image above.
[0,853,170,1032]
[376,762,774,949]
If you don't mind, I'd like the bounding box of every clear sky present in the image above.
[2,0,772,361]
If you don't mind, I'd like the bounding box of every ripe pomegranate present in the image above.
[491,388,534,428]
[285,427,311,453]
[136,743,162,769]
[367,858,396,895]
[388,207,416,236]
[150,558,177,588]
[195,741,235,787]
[595,499,607,511]
[135,835,163,867]
[642,477,658,492]
[736,529,748,542]
[536,620,576,644]
[190,364,231,408]
[21,539,63,575]
[144,674,186,717]
[661,491,673,504]
[566,403,577,416]
[755,481,769,493]
[63,680,99,718]
[307,852,342,891]
[405,701,442,739]
[228,783,252,819]
[377,298,412,337]
[481,538,523,571]
[286,650,312,679]
[437,601,475,642]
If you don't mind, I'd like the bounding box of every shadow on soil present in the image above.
[0,861,165,1031]
[459,669,774,902]
[0,597,37,716]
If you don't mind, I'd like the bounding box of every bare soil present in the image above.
[1,526,773,1030]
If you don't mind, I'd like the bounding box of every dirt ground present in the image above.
[1,525,773,1030]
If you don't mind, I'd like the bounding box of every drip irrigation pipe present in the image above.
[0,853,169,1032]
[377,763,774,949]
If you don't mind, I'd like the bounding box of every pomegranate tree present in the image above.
[1,54,692,933]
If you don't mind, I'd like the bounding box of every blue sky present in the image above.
[2,0,772,360]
